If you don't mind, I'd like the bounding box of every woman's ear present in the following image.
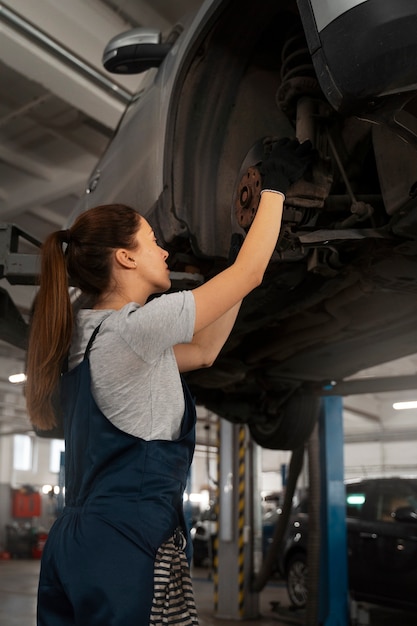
[114,248,136,269]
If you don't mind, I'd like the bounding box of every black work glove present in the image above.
[260,137,315,195]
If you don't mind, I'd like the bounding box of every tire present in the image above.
[286,552,308,609]
[249,393,319,450]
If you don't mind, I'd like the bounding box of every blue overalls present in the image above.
[37,325,196,625]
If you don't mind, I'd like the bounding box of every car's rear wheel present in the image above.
[249,393,319,450]
[286,552,308,609]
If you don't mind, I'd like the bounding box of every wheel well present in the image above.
[284,546,307,576]
[170,2,300,259]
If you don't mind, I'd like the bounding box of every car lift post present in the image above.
[318,395,350,626]
[214,419,260,619]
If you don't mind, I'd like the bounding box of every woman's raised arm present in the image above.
[191,138,314,335]
[173,138,314,372]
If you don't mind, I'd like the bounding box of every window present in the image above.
[49,439,65,474]
[377,483,417,522]
[346,490,366,519]
[13,435,33,471]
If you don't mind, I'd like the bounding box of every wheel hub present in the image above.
[234,165,262,230]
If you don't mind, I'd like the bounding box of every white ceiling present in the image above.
[0,0,415,442]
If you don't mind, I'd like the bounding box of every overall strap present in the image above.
[83,323,103,359]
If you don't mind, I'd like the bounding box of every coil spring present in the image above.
[277,30,320,115]
[280,30,315,84]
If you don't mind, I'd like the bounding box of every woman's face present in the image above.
[133,218,171,296]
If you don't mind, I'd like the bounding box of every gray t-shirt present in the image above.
[68,291,195,441]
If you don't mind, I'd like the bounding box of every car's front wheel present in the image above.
[286,552,308,609]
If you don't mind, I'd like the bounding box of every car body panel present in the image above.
[298,0,417,110]
[306,0,369,32]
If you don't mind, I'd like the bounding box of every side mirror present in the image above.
[102,28,171,74]
[394,506,417,523]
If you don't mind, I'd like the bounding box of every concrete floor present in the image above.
[1,558,416,625]
[0,558,299,626]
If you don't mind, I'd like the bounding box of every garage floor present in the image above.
[1,559,416,625]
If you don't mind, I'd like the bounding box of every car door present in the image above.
[352,479,417,610]
[344,480,377,596]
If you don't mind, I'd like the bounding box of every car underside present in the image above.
[78,0,417,449]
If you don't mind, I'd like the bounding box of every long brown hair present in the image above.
[26,204,141,429]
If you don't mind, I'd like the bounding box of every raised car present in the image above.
[70,0,417,449]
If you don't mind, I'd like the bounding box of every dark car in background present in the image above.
[69,0,417,451]
[278,477,417,612]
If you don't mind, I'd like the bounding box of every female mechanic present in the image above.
[26,138,313,625]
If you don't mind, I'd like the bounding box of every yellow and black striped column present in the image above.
[215,420,259,619]
[213,418,220,613]
[237,424,246,617]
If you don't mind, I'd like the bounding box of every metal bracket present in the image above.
[0,223,41,285]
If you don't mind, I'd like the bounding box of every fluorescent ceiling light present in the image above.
[9,373,27,384]
[393,401,417,410]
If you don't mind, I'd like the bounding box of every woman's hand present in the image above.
[260,138,314,194]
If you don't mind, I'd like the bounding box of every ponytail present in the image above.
[26,230,73,429]
[26,204,141,429]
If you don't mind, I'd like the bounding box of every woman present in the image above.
[26,138,313,625]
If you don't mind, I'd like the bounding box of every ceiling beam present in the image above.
[0,152,96,220]
[1,0,141,90]
[101,0,171,32]
[0,3,136,130]
[344,404,381,423]
[344,428,417,443]
[318,375,417,396]
[0,144,52,180]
